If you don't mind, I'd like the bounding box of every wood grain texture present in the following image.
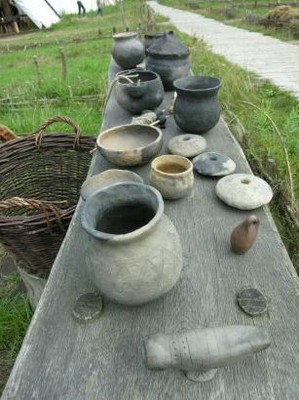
[2,61,299,400]
[148,1,299,99]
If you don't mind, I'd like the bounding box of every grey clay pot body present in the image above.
[115,70,164,114]
[81,183,183,306]
[111,32,145,69]
[174,76,221,134]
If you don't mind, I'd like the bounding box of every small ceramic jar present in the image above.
[150,155,194,200]
[111,32,145,69]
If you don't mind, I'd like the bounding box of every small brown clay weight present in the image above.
[230,215,260,255]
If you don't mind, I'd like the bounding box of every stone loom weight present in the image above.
[2,60,299,399]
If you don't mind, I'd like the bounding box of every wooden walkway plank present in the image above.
[149,1,299,99]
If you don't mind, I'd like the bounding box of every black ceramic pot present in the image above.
[145,33,191,91]
[173,76,221,134]
[111,32,145,69]
[114,69,164,114]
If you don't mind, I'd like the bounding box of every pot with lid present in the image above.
[145,32,191,91]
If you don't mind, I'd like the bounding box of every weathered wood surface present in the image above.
[2,61,299,400]
[149,1,299,98]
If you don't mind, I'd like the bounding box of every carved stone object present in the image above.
[150,155,194,200]
[72,293,103,323]
[111,32,145,69]
[216,173,273,210]
[173,76,221,134]
[145,325,270,382]
[81,182,183,305]
[231,215,260,254]
[193,152,236,176]
[114,69,164,114]
[97,124,163,167]
[167,134,207,158]
[237,288,267,316]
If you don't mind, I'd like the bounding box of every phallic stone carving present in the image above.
[145,325,270,382]
[230,215,260,254]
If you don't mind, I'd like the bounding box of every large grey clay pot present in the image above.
[145,32,191,91]
[174,76,221,134]
[115,69,164,114]
[81,182,183,306]
[111,32,145,69]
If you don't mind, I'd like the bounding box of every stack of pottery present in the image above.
[146,32,191,90]
[114,69,164,114]
[111,32,145,69]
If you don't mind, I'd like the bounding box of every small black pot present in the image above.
[114,69,164,115]
[173,76,221,134]
[111,32,145,69]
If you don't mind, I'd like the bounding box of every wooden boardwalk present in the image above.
[149,1,299,98]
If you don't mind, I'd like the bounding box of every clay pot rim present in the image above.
[116,69,160,86]
[113,31,138,40]
[97,124,162,153]
[82,182,164,242]
[151,155,193,177]
[174,76,221,92]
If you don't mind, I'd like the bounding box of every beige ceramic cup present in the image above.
[150,155,194,200]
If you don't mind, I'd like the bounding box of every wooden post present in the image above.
[33,56,41,88]
[59,47,67,81]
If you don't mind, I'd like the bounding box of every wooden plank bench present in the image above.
[2,61,299,400]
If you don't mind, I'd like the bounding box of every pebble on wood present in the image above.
[193,151,236,176]
[237,288,267,316]
[72,293,103,323]
[230,215,260,255]
[216,173,273,210]
[167,134,207,158]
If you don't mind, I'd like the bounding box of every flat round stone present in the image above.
[193,152,236,176]
[237,288,267,316]
[167,134,207,158]
[72,293,103,323]
[216,173,273,210]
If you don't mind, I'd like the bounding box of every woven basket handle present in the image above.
[0,197,66,230]
[35,116,81,150]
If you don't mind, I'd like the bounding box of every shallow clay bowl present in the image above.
[97,124,163,167]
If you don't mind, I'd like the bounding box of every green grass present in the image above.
[0,271,32,393]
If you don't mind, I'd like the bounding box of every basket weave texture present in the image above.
[0,116,96,277]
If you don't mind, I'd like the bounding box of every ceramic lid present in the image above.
[146,33,189,58]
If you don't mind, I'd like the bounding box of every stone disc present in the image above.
[216,173,273,210]
[72,293,103,323]
[167,134,207,158]
[193,152,236,176]
[237,288,267,316]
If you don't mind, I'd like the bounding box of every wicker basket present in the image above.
[0,116,96,277]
